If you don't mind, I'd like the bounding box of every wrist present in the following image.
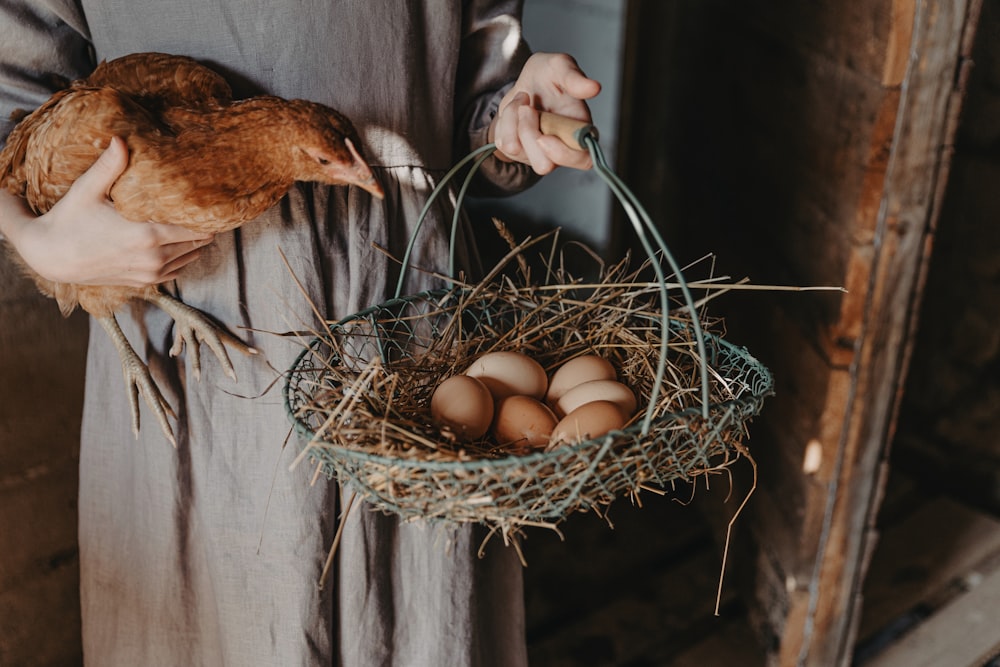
[0,192,35,251]
[0,193,68,282]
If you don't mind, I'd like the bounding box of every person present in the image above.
[0,2,600,665]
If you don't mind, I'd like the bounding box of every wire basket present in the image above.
[283,114,774,532]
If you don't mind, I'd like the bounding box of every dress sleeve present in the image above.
[456,0,539,197]
[0,0,93,144]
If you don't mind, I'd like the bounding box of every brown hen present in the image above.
[0,52,384,446]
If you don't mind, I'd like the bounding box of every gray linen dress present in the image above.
[1,2,536,665]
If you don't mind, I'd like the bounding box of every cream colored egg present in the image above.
[550,400,627,446]
[554,379,637,418]
[492,395,558,453]
[464,351,548,400]
[430,375,494,440]
[546,354,617,406]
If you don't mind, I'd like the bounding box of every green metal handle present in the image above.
[395,127,712,431]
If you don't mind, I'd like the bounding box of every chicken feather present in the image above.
[0,52,384,445]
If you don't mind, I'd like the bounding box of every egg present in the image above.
[545,354,617,406]
[492,395,558,453]
[550,400,627,446]
[554,379,637,418]
[430,375,494,440]
[464,351,548,400]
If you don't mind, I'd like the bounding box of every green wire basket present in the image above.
[283,114,774,532]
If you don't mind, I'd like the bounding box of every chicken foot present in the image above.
[97,314,178,447]
[97,292,257,447]
[145,289,258,382]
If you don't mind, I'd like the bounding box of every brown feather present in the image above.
[0,52,382,319]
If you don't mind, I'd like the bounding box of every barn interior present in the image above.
[3,1,999,665]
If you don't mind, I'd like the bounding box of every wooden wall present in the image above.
[1,1,994,664]
[892,0,1000,517]
[0,259,87,665]
[617,0,980,664]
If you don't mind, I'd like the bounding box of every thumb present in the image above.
[77,136,129,198]
[561,67,601,101]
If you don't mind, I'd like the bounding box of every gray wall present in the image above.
[486,0,627,252]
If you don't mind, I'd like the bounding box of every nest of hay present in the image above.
[283,228,773,536]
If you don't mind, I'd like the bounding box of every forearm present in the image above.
[456,0,537,196]
[0,185,110,285]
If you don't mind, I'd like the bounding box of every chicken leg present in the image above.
[145,289,257,382]
[97,290,257,446]
[97,314,178,446]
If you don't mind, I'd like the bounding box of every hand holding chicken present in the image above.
[6,137,215,288]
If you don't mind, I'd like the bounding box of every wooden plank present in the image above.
[865,564,1000,667]
[617,2,980,665]
[857,497,1000,643]
[800,3,983,665]
[522,492,711,640]
[527,533,745,666]
[669,613,767,667]
[617,1,902,661]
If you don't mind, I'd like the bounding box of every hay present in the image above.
[282,227,774,537]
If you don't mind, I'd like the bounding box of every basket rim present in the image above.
[283,287,774,472]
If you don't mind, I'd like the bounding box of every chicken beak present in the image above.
[341,138,384,199]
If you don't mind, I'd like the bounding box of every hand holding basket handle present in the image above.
[491,111,598,168]
[487,53,602,173]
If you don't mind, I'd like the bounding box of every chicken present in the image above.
[0,52,384,446]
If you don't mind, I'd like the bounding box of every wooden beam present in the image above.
[795,2,983,665]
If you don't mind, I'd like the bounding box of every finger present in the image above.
[150,245,206,284]
[560,67,602,101]
[493,91,530,161]
[100,235,210,287]
[542,54,601,101]
[74,136,129,199]
[537,135,592,171]
[149,222,215,245]
[516,105,555,175]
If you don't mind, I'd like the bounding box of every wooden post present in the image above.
[618,0,982,664]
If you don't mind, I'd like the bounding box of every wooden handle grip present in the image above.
[539,111,598,151]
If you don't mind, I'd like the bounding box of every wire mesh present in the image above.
[284,125,774,530]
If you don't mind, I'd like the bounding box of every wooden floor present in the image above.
[852,472,1000,667]
[521,485,767,667]
[522,470,1000,667]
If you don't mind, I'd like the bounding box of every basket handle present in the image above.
[397,112,596,297]
[396,114,712,424]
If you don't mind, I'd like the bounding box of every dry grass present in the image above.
[283,223,773,538]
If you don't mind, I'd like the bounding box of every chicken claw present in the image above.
[146,290,258,382]
[97,315,178,447]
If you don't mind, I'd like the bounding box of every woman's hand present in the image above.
[489,52,602,174]
[0,136,214,287]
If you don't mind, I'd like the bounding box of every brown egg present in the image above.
[430,375,494,440]
[464,351,548,400]
[546,354,617,406]
[492,395,558,453]
[554,379,637,418]
[550,400,627,446]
